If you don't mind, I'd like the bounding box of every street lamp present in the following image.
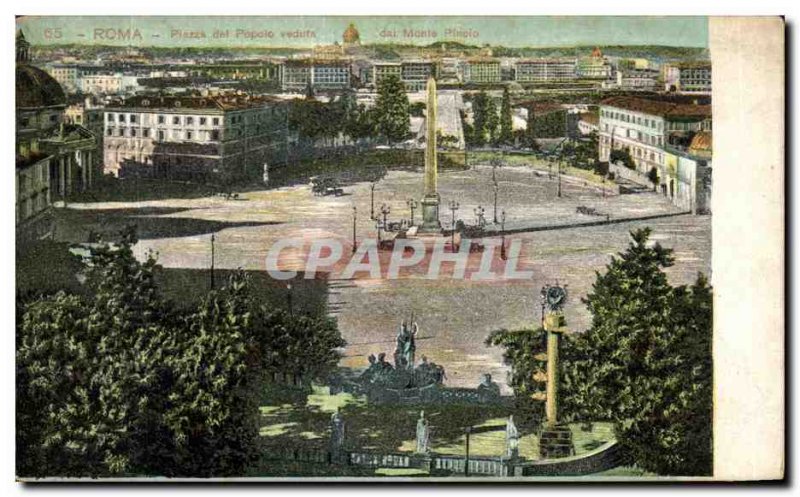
[380,203,391,232]
[500,209,507,261]
[557,156,563,198]
[539,285,547,327]
[407,198,418,226]
[474,205,486,228]
[370,181,377,220]
[492,181,499,224]
[448,200,459,251]
[352,206,357,253]
[210,232,216,290]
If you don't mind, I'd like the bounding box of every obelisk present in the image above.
[419,77,441,232]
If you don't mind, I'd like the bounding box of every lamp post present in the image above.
[286,282,293,317]
[407,198,418,226]
[492,181,499,224]
[540,285,547,328]
[352,206,357,253]
[210,232,216,290]
[500,209,507,261]
[380,203,391,232]
[557,156,563,198]
[448,200,459,251]
[370,181,377,220]
[474,205,485,228]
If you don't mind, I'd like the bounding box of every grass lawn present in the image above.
[255,386,616,477]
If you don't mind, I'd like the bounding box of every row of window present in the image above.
[107,127,221,141]
[107,114,222,126]
[601,109,664,131]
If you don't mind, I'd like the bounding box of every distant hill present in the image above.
[31,42,708,64]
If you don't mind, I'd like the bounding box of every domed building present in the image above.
[16,30,97,239]
[342,23,360,48]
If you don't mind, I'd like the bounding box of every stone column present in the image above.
[543,313,562,427]
[539,311,574,459]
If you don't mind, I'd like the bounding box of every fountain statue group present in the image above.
[359,320,447,390]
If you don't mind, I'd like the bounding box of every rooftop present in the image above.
[106,93,285,111]
[600,96,711,119]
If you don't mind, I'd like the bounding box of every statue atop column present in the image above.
[419,76,441,232]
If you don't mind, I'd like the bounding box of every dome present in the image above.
[16,64,66,109]
[343,23,360,44]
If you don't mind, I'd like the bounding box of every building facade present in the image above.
[515,59,577,83]
[17,31,97,239]
[102,94,288,181]
[464,59,501,84]
[576,47,612,79]
[677,61,712,93]
[598,96,711,177]
[280,59,351,92]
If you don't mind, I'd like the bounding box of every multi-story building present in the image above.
[372,62,402,87]
[664,131,712,214]
[400,61,438,91]
[464,58,501,84]
[45,63,80,93]
[598,96,711,177]
[79,73,123,94]
[577,112,599,136]
[279,59,351,92]
[615,68,660,91]
[661,64,681,92]
[677,61,712,93]
[16,31,97,239]
[576,47,613,80]
[515,58,577,83]
[102,93,289,180]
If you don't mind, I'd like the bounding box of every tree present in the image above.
[16,227,346,477]
[374,74,411,144]
[469,91,492,147]
[485,328,547,427]
[524,105,538,150]
[561,228,713,476]
[499,87,513,146]
[486,97,500,146]
[647,166,659,191]
[610,147,636,170]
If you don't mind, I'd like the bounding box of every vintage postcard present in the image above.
[13,15,784,481]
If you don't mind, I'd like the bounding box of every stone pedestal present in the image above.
[418,194,441,233]
[539,425,575,459]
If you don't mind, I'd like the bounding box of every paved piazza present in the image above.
[58,164,711,392]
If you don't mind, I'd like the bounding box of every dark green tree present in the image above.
[499,87,514,145]
[470,91,490,147]
[485,328,547,426]
[561,228,713,476]
[610,147,636,170]
[486,97,500,146]
[374,74,411,144]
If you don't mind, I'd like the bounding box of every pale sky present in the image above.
[17,16,708,48]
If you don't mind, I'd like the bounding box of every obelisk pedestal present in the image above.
[419,77,441,233]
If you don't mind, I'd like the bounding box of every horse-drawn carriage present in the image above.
[310,176,344,197]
